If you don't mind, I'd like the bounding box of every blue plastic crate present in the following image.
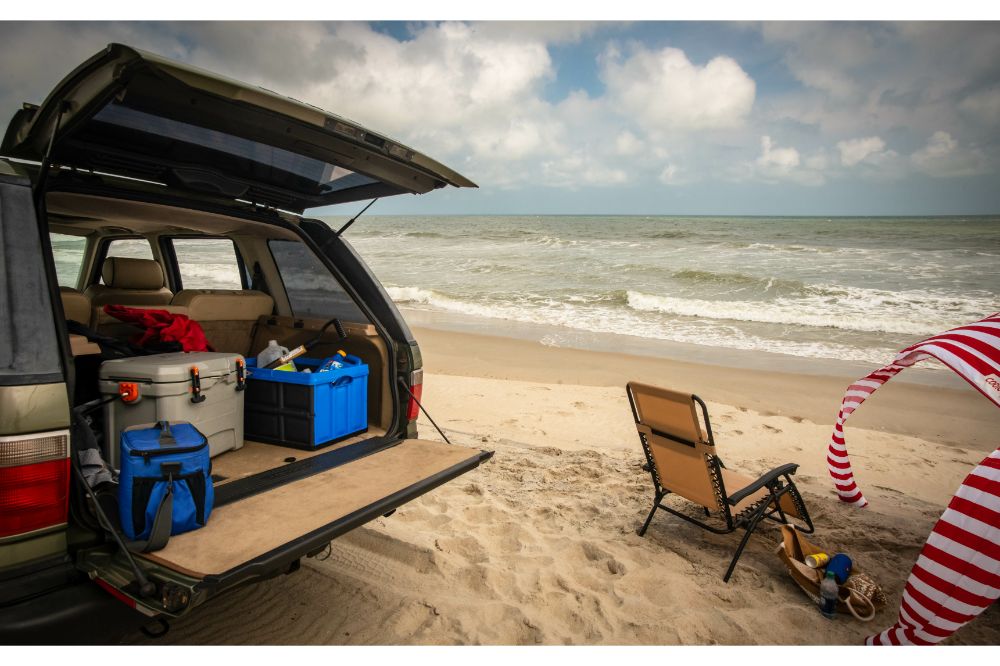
[244,355,369,449]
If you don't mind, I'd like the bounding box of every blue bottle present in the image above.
[318,350,347,372]
[820,571,838,619]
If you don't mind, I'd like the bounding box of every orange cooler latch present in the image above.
[119,382,141,404]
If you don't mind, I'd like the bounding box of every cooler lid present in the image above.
[99,352,242,384]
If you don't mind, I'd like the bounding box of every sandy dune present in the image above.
[127,373,999,645]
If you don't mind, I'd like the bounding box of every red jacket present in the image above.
[104,305,213,352]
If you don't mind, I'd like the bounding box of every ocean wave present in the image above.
[384,285,905,364]
[649,230,696,240]
[625,288,997,336]
[671,269,807,293]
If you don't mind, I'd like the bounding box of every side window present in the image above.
[50,233,86,287]
[269,240,368,322]
[170,238,245,290]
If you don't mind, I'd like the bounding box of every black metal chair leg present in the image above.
[638,493,662,536]
[722,503,769,582]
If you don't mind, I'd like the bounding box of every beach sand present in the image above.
[127,327,999,645]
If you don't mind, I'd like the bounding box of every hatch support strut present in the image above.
[335,198,378,236]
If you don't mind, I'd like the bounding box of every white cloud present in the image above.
[614,130,643,156]
[744,136,828,186]
[911,131,989,178]
[757,135,800,169]
[959,88,1000,126]
[601,45,756,132]
[837,136,887,166]
[658,164,682,185]
[541,152,628,189]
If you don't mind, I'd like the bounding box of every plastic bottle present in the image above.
[318,350,348,372]
[819,571,839,619]
[257,340,290,368]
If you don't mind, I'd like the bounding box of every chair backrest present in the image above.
[627,381,721,511]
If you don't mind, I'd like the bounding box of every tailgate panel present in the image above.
[139,439,484,578]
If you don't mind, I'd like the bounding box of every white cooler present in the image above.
[99,352,246,468]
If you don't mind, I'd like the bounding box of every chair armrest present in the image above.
[726,462,799,506]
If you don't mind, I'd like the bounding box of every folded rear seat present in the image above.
[171,289,274,355]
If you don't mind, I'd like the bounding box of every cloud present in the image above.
[837,136,887,166]
[600,44,756,132]
[757,135,800,169]
[761,22,877,100]
[959,87,1000,126]
[614,130,643,156]
[658,163,684,185]
[742,136,828,186]
[910,131,989,178]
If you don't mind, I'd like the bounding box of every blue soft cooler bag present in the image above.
[118,421,214,552]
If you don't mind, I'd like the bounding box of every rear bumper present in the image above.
[0,569,149,644]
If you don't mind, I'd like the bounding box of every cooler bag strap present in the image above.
[127,463,179,554]
[141,482,174,553]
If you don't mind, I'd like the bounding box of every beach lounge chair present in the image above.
[627,381,814,582]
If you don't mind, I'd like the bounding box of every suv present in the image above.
[0,43,488,643]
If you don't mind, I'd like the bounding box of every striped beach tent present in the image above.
[826,311,1000,645]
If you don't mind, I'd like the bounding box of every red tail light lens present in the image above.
[406,369,423,421]
[0,430,70,538]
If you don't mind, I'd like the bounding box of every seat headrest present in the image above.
[101,257,165,290]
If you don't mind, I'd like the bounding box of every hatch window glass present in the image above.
[91,104,379,195]
[170,238,245,290]
[50,233,86,287]
[269,240,367,322]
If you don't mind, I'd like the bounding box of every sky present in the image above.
[0,20,998,216]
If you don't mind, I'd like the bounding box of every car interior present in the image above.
[45,190,456,577]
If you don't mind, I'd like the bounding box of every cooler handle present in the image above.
[190,366,206,404]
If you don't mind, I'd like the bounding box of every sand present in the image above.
[125,328,999,645]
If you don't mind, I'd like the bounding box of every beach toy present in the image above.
[826,553,853,584]
[804,552,829,569]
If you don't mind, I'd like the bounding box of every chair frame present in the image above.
[627,384,814,582]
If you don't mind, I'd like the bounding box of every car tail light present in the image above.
[406,369,423,421]
[0,430,70,538]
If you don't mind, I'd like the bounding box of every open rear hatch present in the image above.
[3,43,475,212]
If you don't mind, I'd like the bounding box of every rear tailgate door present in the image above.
[3,43,476,213]
[139,439,488,587]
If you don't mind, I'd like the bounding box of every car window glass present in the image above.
[269,240,368,322]
[50,233,86,287]
[171,238,244,290]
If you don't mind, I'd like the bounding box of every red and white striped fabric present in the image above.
[866,447,1000,645]
[825,311,1000,645]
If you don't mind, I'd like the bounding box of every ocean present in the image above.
[340,215,1000,366]
[53,215,1000,367]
